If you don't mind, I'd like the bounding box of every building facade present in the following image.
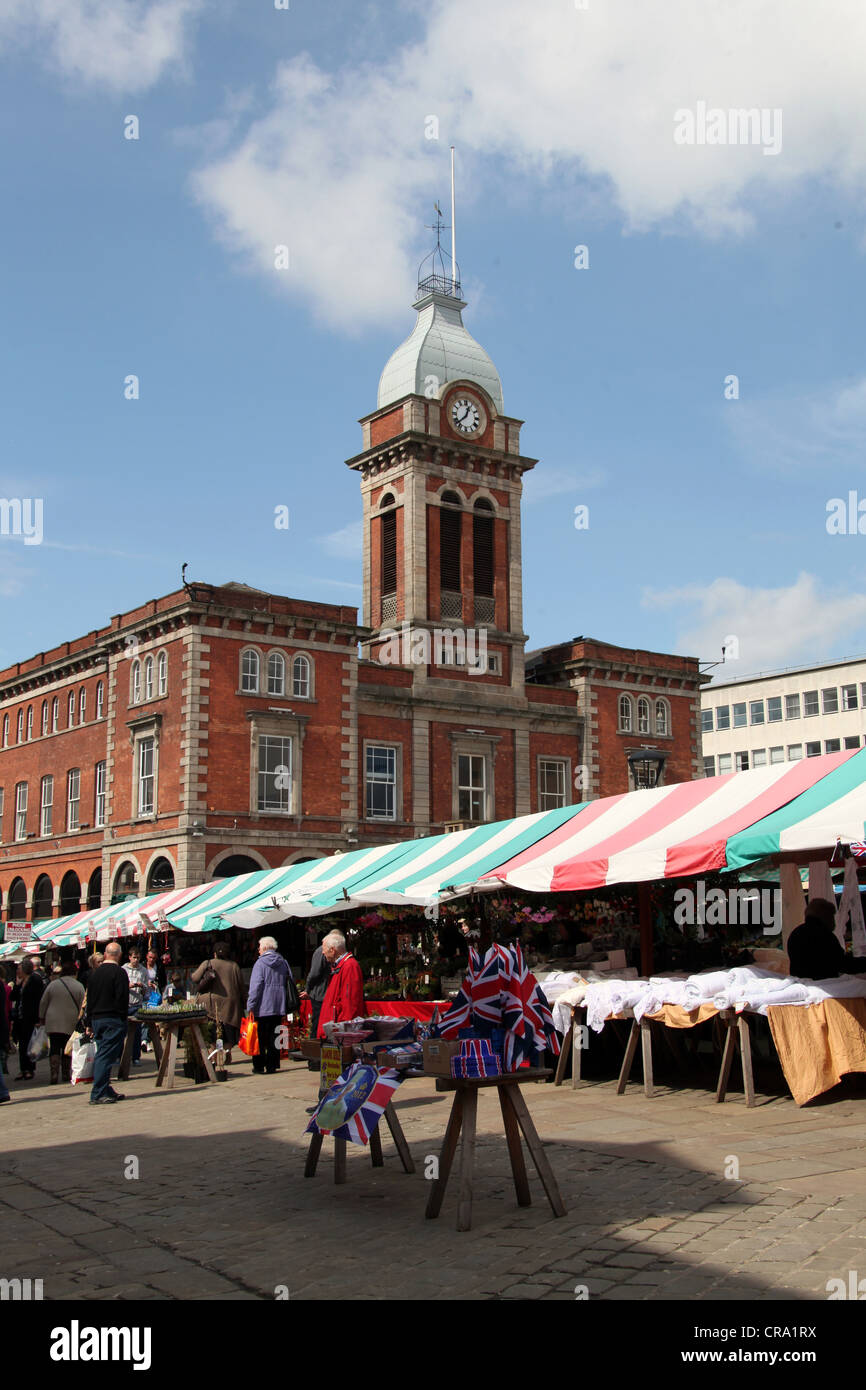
[701,656,866,777]
[0,257,704,922]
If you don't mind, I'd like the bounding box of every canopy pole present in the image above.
[638,882,653,976]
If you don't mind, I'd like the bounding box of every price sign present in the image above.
[319,1043,344,1096]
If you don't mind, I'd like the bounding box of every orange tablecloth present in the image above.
[766,997,866,1106]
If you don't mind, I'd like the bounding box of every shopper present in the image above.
[37,961,85,1084]
[83,941,129,1104]
[191,942,246,1061]
[316,931,366,1039]
[144,948,165,996]
[0,985,10,1103]
[15,957,45,1080]
[301,943,332,1041]
[246,936,291,1075]
[787,898,847,980]
[123,947,148,1065]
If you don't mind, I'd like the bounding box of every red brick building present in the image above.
[0,265,703,922]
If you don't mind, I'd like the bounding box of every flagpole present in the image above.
[450,145,456,293]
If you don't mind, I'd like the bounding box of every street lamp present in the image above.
[627,747,667,790]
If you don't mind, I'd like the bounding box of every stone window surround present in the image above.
[449,730,501,823]
[127,713,162,821]
[362,739,403,823]
[246,709,310,819]
[238,646,316,702]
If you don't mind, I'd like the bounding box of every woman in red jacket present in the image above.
[316,931,366,1039]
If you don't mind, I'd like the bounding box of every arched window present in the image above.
[41,701,48,737]
[16,710,24,742]
[131,661,141,705]
[68,691,75,725]
[380,492,396,508]
[157,652,167,696]
[2,714,8,747]
[7,877,26,921]
[87,867,102,911]
[241,649,260,694]
[292,654,311,699]
[441,490,461,506]
[112,861,138,903]
[637,697,650,734]
[52,697,59,732]
[144,656,154,701]
[33,874,53,919]
[79,688,86,722]
[96,681,104,719]
[655,699,669,736]
[26,706,33,740]
[59,870,81,915]
[147,857,175,893]
[618,695,633,733]
[267,652,286,697]
[381,508,397,603]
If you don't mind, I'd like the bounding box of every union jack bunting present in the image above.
[847,841,866,861]
[305,1062,404,1147]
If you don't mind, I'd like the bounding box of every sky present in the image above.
[1,0,865,684]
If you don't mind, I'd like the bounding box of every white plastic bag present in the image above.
[70,1038,96,1084]
[27,1025,48,1061]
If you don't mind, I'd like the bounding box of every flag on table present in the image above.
[305,1063,404,1147]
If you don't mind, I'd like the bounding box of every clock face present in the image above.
[451,396,482,435]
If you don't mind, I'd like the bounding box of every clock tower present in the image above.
[346,241,536,693]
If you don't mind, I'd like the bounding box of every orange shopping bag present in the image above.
[239,1014,259,1056]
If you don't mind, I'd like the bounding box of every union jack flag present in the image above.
[848,842,866,861]
[305,1063,404,1147]
[435,941,559,1068]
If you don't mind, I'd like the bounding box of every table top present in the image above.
[434,1068,552,1091]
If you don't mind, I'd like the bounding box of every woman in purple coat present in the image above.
[246,936,291,1075]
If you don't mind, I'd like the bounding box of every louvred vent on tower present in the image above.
[440,505,462,592]
[381,509,397,596]
[473,501,494,598]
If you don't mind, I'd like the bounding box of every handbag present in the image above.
[285,970,300,1018]
[239,1014,259,1056]
[197,960,217,992]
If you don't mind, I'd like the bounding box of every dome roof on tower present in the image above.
[377,289,505,414]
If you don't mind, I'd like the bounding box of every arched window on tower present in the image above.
[472,497,495,623]
[380,496,397,623]
[439,492,463,620]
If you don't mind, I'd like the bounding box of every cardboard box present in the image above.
[422,1039,462,1076]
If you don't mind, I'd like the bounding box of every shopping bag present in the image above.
[70,1039,97,1085]
[239,1015,259,1056]
[27,1025,48,1062]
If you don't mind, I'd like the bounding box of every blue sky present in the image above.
[1,0,865,683]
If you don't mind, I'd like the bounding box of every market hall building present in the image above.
[0,262,704,923]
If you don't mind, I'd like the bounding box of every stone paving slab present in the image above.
[1,1055,865,1300]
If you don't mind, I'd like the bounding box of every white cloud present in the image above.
[522,466,605,503]
[0,0,202,91]
[727,374,866,476]
[192,0,866,330]
[643,572,866,674]
[318,519,362,560]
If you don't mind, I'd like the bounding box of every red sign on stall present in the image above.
[3,923,33,942]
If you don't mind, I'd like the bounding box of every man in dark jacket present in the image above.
[787,898,847,980]
[16,957,44,1080]
[301,944,332,1041]
[0,983,10,1102]
[83,941,129,1103]
[247,936,291,1075]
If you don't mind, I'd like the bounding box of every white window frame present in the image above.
[766,696,783,723]
[40,775,53,837]
[267,651,286,697]
[157,651,167,697]
[41,701,48,737]
[241,648,260,694]
[52,697,59,732]
[16,710,23,742]
[785,693,800,720]
[716,705,730,731]
[655,698,669,737]
[752,749,767,767]
[137,738,155,817]
[365,743,399,821]
[95,760,106,828]
[787,744,803,761]
[717,753,732,775]
[702,755,715,778]
[247,710,307,819]
[618,695,633,733]
[26,707,33,740]
[538,757,569,810]
[292,654,312,699]
[131,661,141,706]
[67,768,81,831]
[769,746,784,764]
[96,682,104,719]
[79,688,86,723]
[822,687,838,715]
[68,691,75,725]
[637,697,650,735]
[842,684,858,711]
[257,734,293,814]
[732,702,747,728]
[457,752,487,823]
[144,657,154,702]
[15,782,27,840]
[2,715,8,747]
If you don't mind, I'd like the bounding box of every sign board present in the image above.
[319,1043,344,1096]
[4,923,33,943]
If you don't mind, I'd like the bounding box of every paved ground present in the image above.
[2,1051,866,1302]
